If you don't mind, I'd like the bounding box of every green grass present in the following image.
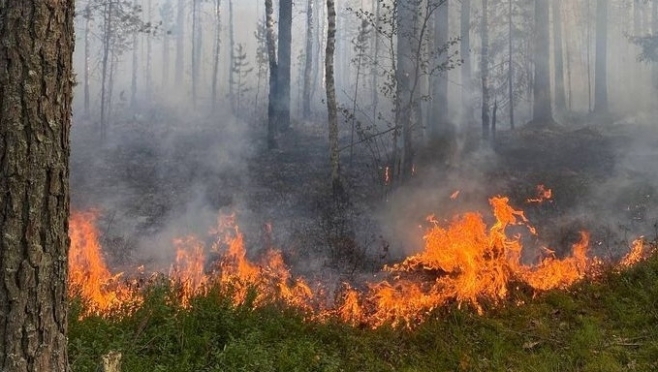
[69,255,658,372]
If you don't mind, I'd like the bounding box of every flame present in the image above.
[450,190,460,200]
[68,212,140,316]
[68,194,654,328]
[384,166,390,185]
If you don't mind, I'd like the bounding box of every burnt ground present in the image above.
[70,109,658,280]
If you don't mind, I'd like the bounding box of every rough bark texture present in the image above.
[326,0,341,193]
[593,0,608,114]
[276,0,293,131]
[532,0,553,124]
[0,1,74,371]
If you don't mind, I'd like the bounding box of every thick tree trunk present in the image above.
[553,0,566,114]
[0,1,74,371]
[303,0,314,119]
[481,0,490,139]
[593,0,608,113]
[175,0,185,86]
[326,0,341,194]
[277,0,293,131]
[430,0,449,138]
[265,0,279,149]
[532,0,553,124]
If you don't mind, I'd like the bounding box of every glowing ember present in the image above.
[450,190,460,200]
[68,193,654,328]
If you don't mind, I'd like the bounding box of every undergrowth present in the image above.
[69,254,658,372]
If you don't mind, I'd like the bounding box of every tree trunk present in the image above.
[481,0,490,140]
[0,1,74,371]
[131,0,139,108]
[212,0,222,106]
[175,0,185,86]
[191,0,199,107]
[146,0,153,100]
[265,0,279,149]
[277,0,293,132]
[162,14,171,89]
[553,0,566,114]
[303,0,314,119]
[397,0,417,179]
[100,0,114,142]
[84,3,91,116]
[593,0,608,114]
[532,0,553,124]
[430,0,449,138]
[326,0,341,194]
[508,0,514,129]
[229,0,235,111]
[461,0,472,124]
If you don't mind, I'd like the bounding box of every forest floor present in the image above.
[68,109,658,371]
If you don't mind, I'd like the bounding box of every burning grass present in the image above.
[68,191,655,329]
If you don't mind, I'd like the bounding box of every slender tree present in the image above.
[212,0,222,106]
[553,0,566,114]
[160,0,174,88]
[326,0,341,194]
[265,0,279,149]
[175,0,185,86]
[277,0,293,131]
[481,0,490,139]
[593,0,608,114]
[303,0,314,119]
[431,0,449,138]
[461,0,472,123]
[0,1,74,371]
[532,0,553,124]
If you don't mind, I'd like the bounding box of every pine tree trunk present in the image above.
[431,0,449,138]
[84,3,91,116]
[372,0,380,119]
[532,0,553,124]
[0,1,74,371]
[277,0,293,131]
[265,0,279,149]
[593,0,608,113]
[146,0,153,100]
[508,0,514,129]
[303,0,314,119]
[481,0,490,140]
[191,0,199,107]
[326,0,341,194]
[162,20,170,89]
[175,0,185,86]
[397,0,417,179]
[100,0,114,142]
[212,0,222,106]
[461,0,472,124]
[553,0,566,114]
[131,0,139,108]
[229,0,235,110]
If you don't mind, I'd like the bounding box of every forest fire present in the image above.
[68,195,654,327]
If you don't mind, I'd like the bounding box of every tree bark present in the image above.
[396,0,418,179]
[552,0,566,114]
[532,0,553,124]
[303,0,314,119]
[508,0,514,129]
[277,0,293,132]
[431,0,449,138]
[593,0,608,114]
[265,0,279,149]
[175,0,185,86]
[326,0,341,194]
[229,0,235,110]
[461,0,472,124]
[481,0,490,139]
[212,0,222,107]
[84,3,91,116]
[0,1,74,371]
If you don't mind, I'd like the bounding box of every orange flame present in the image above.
[69,194,653,328]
